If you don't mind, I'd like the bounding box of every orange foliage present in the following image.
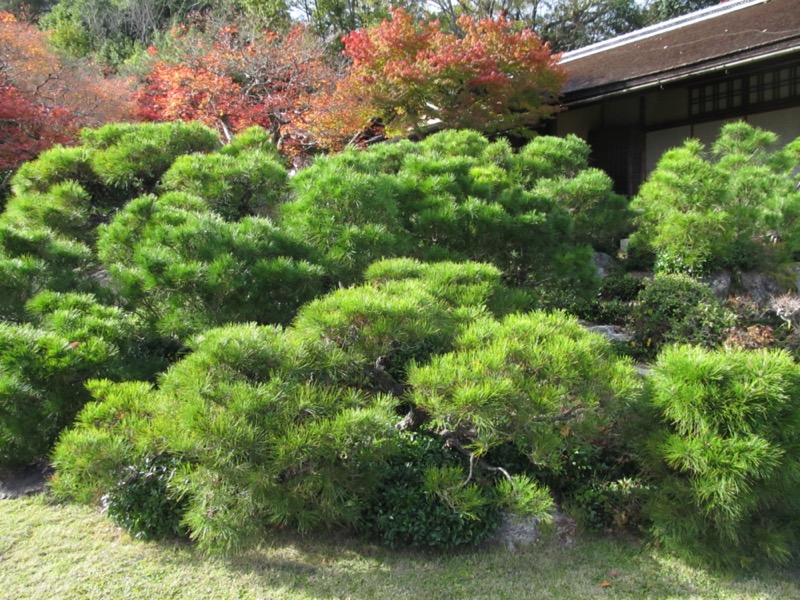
[0,11,138,181]
[136,21,337,157]
[306,9,566,150]
[0,13,137,127]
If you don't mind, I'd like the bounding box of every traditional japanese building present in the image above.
[553,0,800,196]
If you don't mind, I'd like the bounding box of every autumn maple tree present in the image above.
[0,10,136,191]
[136,20,337,157]
[305,8,567,149]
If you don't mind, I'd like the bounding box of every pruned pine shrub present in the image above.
[0,223,96,322]
[219,126,284,162]
[279,129,626,301]
[11,146,97,197]
[159,150,289,221]
[407,311,639,528]
[409,311,640,467]
[0,292,162,467]
[97,194,325,339]
[51,272,521,552]
[280,160,413,284]
[52,324,401,553]
[291,279,465,386]
[83,122,220,193]
[642,345,800,566]
[631,122,800,275]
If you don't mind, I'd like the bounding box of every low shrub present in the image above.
[630,274,734,358]
[104,454,188,540]
[364,431,502,548]
[631,123,800,276]
[0,292,165,467]
[409,311,640,473]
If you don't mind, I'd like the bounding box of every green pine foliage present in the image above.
[640,345,800,566]
[52,273,619,552]
[279,130,628,302]
[409,311,640,467]
[280,159,413,284]
[83,122,220,194]
[0,223,97,322]
[0,292,164,467]
[96,193,325,339]
[631,122,800,275]
[51,323,401,553]
[159,150,289,221]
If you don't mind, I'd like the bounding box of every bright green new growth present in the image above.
[409,311,640,465]
[641,345,800,566]
[631,122,800,275]
[0,292,164,467]
[280,129,629,301]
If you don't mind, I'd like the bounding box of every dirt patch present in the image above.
[0,462,52,499]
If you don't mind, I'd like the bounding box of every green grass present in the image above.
[1,496,799,599]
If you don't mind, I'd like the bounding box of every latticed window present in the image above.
[749,65,799,104]
[689,64,800,117]
[690,78,744,115]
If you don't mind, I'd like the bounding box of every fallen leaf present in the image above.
[599,580,612,587]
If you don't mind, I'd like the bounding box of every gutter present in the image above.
[562,44,800,109]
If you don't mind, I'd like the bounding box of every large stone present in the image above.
[736,272,783,303]
[702,271,732,299]
[0,462,51,500]
[585,324,633,343]
[593,252,616,279]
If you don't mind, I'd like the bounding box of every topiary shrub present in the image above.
[280,159,413,285]
[84,122,220,194]
[0,291,166,467]
[291,279,463,386]
[10,146,97,196]
[639,345,800,566]
[2,182,94,243]
[407,310,640,529]
[409,311,640,465]
[50,270,529,552]
[364,258,514,313]
[159,150,289,221]
[0,223,97,322]
[630,274,734,358]
[278,129,612,303]
[52,323,402,553]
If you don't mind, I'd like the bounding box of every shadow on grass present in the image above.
[197,528,800,600]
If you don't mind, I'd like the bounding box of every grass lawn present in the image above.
[1,496,799,599]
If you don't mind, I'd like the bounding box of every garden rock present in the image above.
[736,273,783,303]
[593,252,616,278]
[702,271,732,298]
[487,509,578,552]
[0,463,51,500]
[585,324,633,343]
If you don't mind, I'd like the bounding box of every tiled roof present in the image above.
[560,0,800,103]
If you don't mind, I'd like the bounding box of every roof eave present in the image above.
[562,42,800,108]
